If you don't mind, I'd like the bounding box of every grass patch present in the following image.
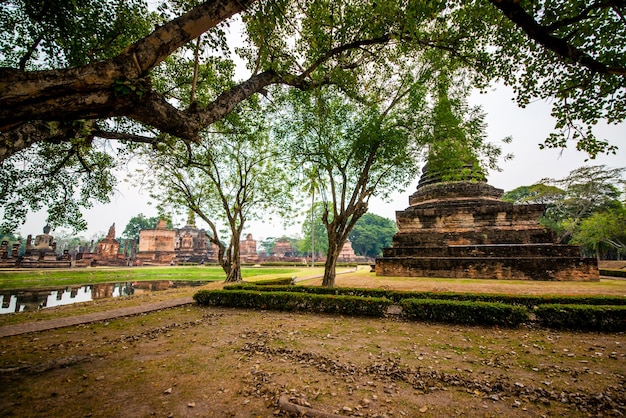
[0,266,309,290]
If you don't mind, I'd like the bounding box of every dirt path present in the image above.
[0,296,194,337]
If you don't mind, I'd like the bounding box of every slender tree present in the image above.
[144,100,295,282]
[297,202,329,261]
[279,80,425,286]
[301,166,325,267]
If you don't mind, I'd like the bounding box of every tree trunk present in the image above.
[216,242,232,280]
[225,260,241,282]
[224,234,242,283]
[322,234,341,287]
[311,190,315,268]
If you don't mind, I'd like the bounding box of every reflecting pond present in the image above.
[0,280,207,315]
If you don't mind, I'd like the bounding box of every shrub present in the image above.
[222,285,626,307]
[400,298,529,327]
[194,290,392,317]
[415,293,626,308]
[599,269,626,278]
[200,286,626,331]
[535,304,626,332]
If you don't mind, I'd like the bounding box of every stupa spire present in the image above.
[419,75,486,189]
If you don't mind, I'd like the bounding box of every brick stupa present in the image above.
[375,164,599,281]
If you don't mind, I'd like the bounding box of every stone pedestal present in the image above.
[376,180,598,281]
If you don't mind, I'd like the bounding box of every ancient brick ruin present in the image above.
[376,167,599,281]
[75,223,128,267]
[240,234,259,263]
[135,218,221,265]
[17,225,72,268]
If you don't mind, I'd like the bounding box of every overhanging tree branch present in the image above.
[0,0,258,158]
[0,30,401,161]
[91,129,160,145]
[1,0,258,123]
[489,0,626,76]
[543,1,614,32]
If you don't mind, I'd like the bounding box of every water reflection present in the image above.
[0,280,205,315]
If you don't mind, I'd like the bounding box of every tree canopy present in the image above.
[544,165,625,242]
[1,0,624,231]
[504,165,625,250]
[349,213,397,259]
[122,213,167,241]
[571,207,626,259]
[143,99,295,282]
[502,184,565,206]
[277,81,424,286]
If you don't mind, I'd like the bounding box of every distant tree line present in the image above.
[261,212,396,260]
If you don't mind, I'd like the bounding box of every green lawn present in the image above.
[0,265,322,290]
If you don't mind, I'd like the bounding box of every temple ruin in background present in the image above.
[240,234,259,263]
[136,219,178,265]
[135,216,220,265]
[75,223,128,267]
[0,239,21,268]
[15,225,71,268]
[338,239,369,263]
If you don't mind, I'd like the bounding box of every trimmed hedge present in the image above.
[400,298,529,327]
[600,269,626,278]
[535,304,626,332]
[197,286,626,331]
[223,284,626,307]
[194,289,392,317]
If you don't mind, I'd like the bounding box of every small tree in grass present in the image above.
[143,100,296,282]
[277,82,424,286]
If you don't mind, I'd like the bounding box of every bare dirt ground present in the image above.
[0,271,625,417]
